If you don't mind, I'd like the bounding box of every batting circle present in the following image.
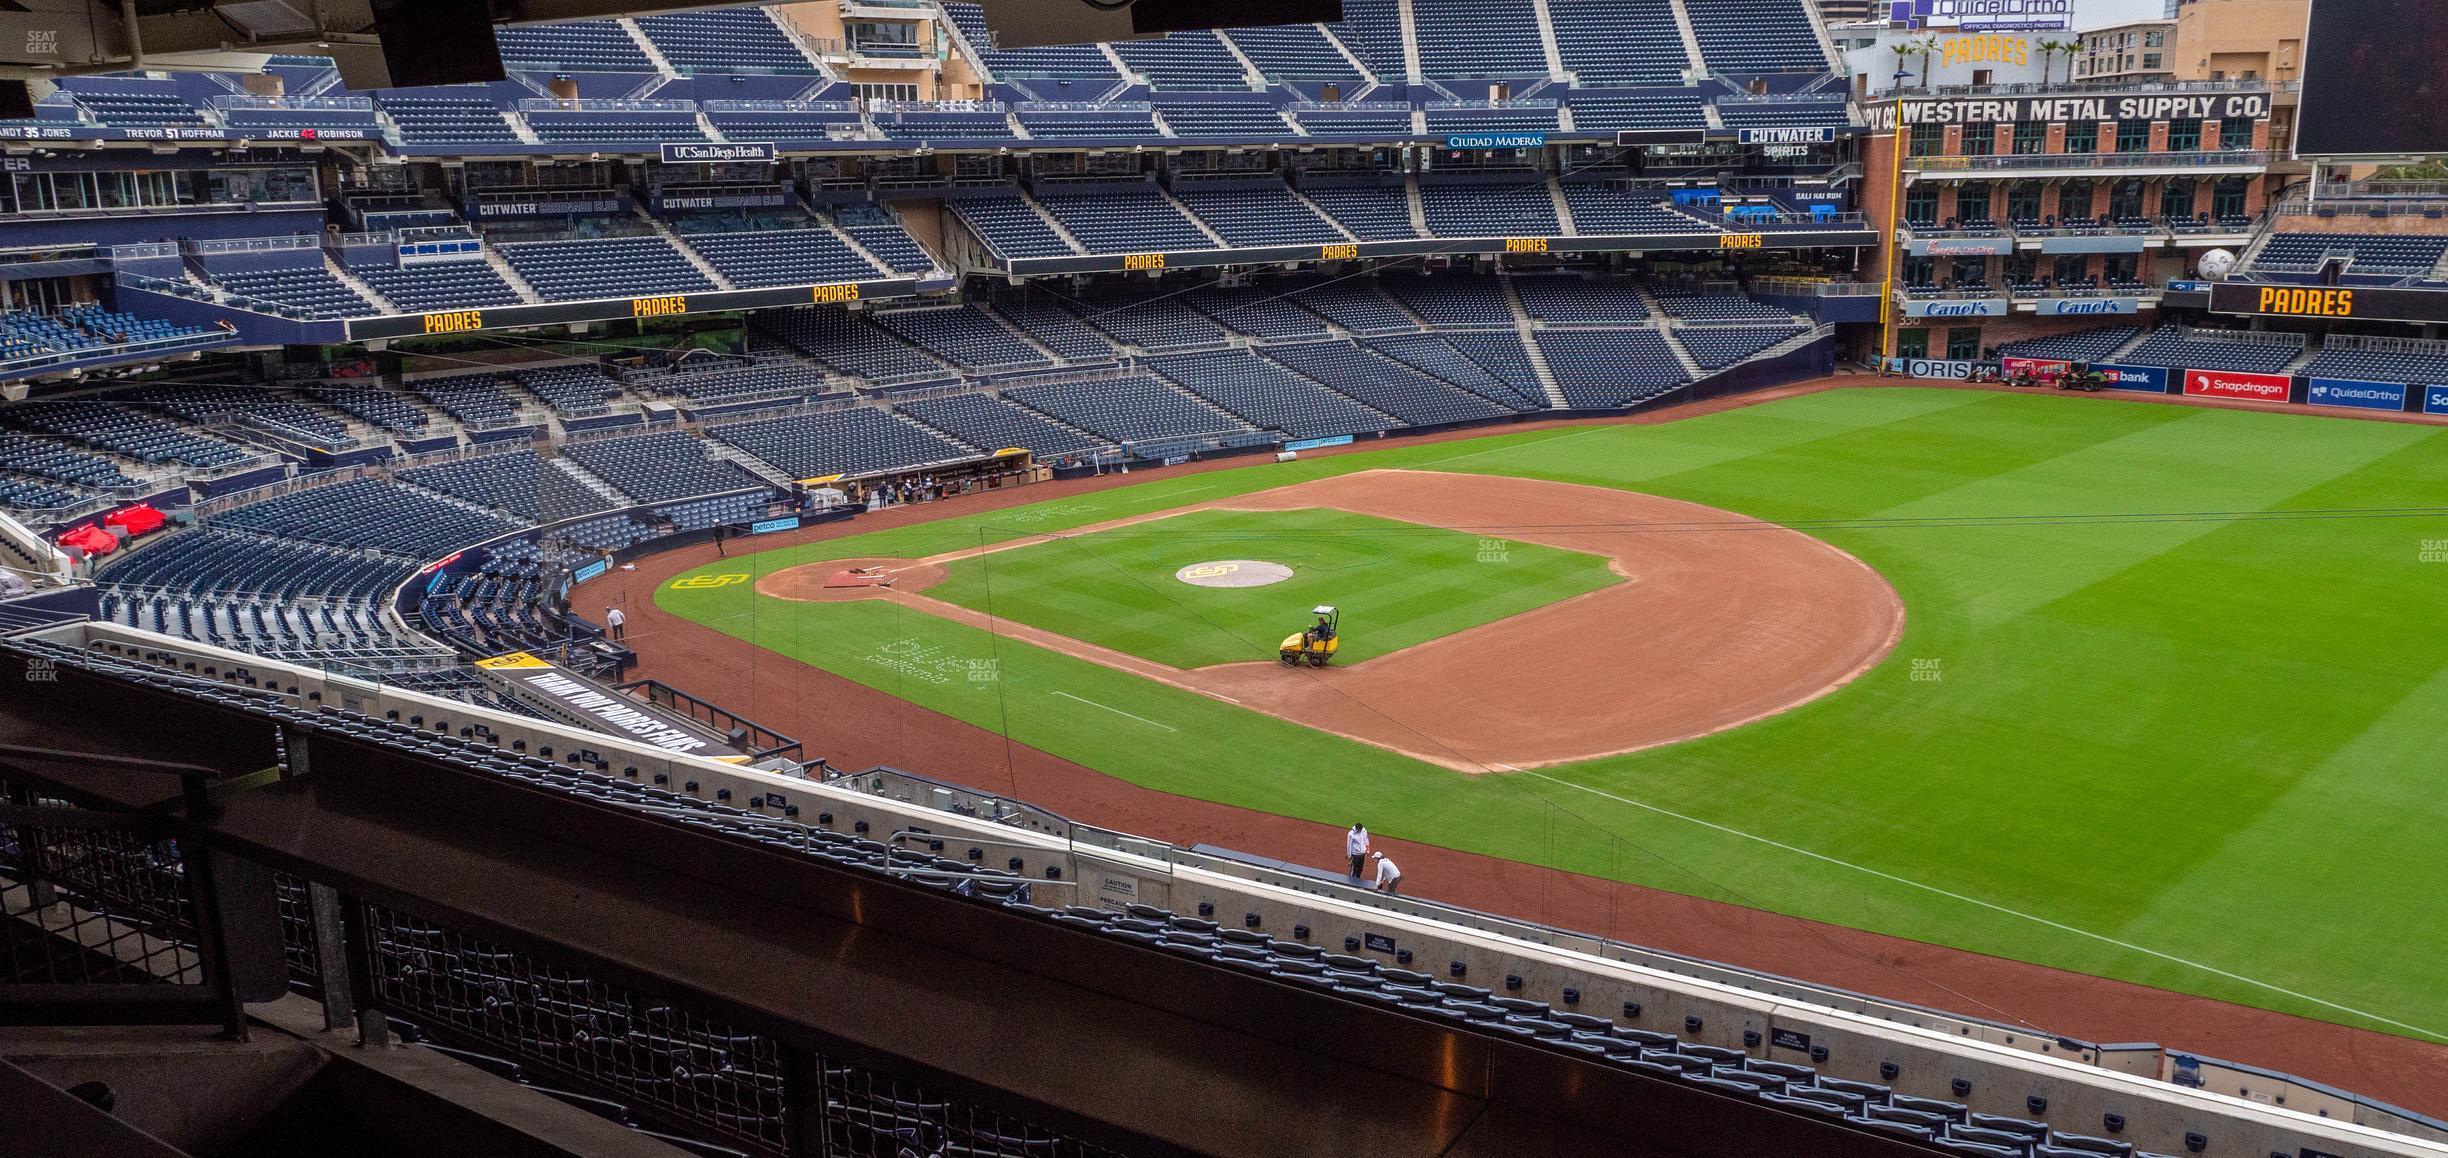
[1173,560,1295,588]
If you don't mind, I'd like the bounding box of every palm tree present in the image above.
[1915,35,1942,87]
[2039,38,2081,86]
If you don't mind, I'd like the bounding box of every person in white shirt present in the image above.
[1370,851,1401,895]
[605,606,626,641]
[1345,824,1370,878]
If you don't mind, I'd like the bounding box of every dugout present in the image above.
[815,446,1046,507]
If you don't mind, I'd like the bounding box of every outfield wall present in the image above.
[29,619,2448,1158]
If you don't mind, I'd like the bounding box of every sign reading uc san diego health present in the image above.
[1446,132,1546,150]
[660,141,778,164]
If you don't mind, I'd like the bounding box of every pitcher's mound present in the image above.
[759,557,947,602]
[1174,560,1294,588]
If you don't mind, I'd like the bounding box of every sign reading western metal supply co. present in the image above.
[1863,88,2269,128]
[1446,132,1546,150]
[660,141,778,164]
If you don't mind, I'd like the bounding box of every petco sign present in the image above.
[1889,0,2070,30]
[2182,369,2291,402]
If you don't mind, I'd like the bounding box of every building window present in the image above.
[1898,328,1930,359]
[2054,255,2089,285]
[2007,182,2044,223]
[2065,121,2099,153]
[1955,183,1993,224]
[2168,117,2201,151]
[2116,119,2151,152]
[2143,53,2162,69]
[2214,176,2249,220]
[1904,186,1940,226]
[856,83,919,101]
[2013,121,2047,154]
[2109,178,2145,220]
[1947,328,1982,360]
[2059,181,2094,224]
[1910,123,1946,157]
[2161,179,2196,221]
[1963,124,1995,155]
[2145,30,2166,47]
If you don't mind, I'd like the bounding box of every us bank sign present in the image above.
[1889,0,2070,30]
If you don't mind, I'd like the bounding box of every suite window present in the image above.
[2007,182,2043,222]
[2168,117,2201,151]
[1904,186,1940,227]
[2012,121,2047,154]
[2053,255,2089,284]
[1898,328,1930,359]
[2161,179,2196,220]
[2058,181,2094,223]
[2115,119,2151,152]
[1947,328,1982,360]
[2213,176,2249,219]
[2065,121,2099,153]
[1910,123,1946,156]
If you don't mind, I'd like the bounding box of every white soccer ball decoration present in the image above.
[2197,249,2239,279]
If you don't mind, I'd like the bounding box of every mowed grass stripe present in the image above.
[928,507,1619,668]
[658,389,2448,1040]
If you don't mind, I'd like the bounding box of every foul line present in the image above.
[1519,771,2447,1043]
[1050,691,1177,733]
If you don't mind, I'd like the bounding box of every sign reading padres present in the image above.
[2209,282,2448,324]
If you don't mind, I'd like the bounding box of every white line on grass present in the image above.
[1051,691,1178,732]
[1519,771,2448,1042]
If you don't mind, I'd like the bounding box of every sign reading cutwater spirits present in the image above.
[1735,126,1837,146]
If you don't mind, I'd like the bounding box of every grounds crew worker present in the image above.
[1371,851,1402,895]
[1346,824,1371,878]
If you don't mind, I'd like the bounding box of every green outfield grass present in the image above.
[657,388,2448,1043]
[921,506,1619,668]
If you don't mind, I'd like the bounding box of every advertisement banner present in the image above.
[750,516,802,535]
[1736,126,1837,145]
[1905,236,2015,257]
[572,559,610,584]
[1882,357,1978,379]
[2427,385,2448,415]
[1285,434,1357,451]
[2091,363,2168,393]
[660,141,777,163]
[2304,378,2409,412]
[2036,297,2141,316]
[2182,368,2292,402]
[1446,132,1546,149]
[2208,282,2448,325]
[2000,356,2071,380]
[1902,297,2009,318]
